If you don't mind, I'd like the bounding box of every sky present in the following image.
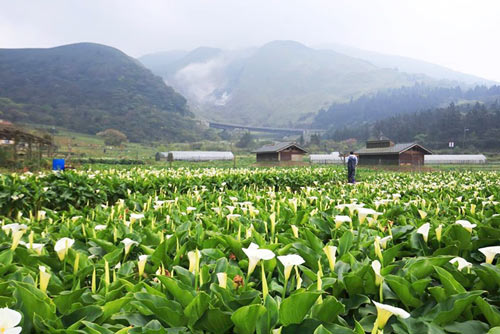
[1,0,499,81]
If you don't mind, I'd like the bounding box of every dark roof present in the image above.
[252,142,308,154]
[355,143,432,155]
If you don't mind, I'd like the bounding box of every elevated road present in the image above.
[208,121,325,136]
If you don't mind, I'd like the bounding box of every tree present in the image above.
[97,129,128,146]
[235,132,254,148]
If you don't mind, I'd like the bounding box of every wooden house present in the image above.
[253,142,307,162]
[355,140,432,166]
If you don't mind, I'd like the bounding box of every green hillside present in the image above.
[0,43,202,142]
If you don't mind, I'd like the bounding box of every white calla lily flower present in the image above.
[54,237,75,261]
[216,272,227,289]
[372,300,410,331]
[334,215,351,229]
[416,223,430,243]
[323,245,337,271]
[371,260,383,286]
[242,243,275,276]
[94,225,107,231]
[121,238,138,255]
[449,257,472,271]
[0,307,23,334]
[455,220,476,232]
[138,255,148,276]
[277,254,305,281]
[479,246,500,264]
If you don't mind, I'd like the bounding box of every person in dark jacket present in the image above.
[347,151,358,183]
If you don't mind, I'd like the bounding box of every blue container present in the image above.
[52,159,65,171]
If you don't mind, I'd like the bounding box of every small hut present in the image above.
[253,142,307,162]
[355,140,432,166]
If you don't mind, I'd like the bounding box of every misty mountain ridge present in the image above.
[140,40,493,127]
[0,42,202,142]
[318,43,496,86]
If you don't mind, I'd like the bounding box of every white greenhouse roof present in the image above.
[310,154,344,164]
[425,154,487,164]
[165,151,234,161]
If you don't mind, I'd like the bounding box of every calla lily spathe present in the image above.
[334,215,351,229]
[138,255,148,277]
[449,257,472,271]
[479,246,500,264]
[242,243,275,276]
[323,245,337,271]
[455,220,476,232]
[54,237,75,261]
[416,223,430,243]
[0,307,23,334]
[121,238,138,255]
[372,301,410,333]
[277,254,305,281]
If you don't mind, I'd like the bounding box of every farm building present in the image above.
[355,140,432,166]
[425,154,486,164]
[156,151,234,162]
[310,152,344,164]
[253,142,307,162]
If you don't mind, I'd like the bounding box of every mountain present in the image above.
[140,40,494,128]
[0,43,202,142]
[318,43,496,86]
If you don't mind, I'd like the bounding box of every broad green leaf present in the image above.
[385,275,422,308]
[311,296,345,323]
[431,291,485,325]
[184,291,210,326]
[279,292,320,326]
[433,266,466,295]
[231,304,267,334]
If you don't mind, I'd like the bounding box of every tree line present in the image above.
[313,83,500,131]
[327,102,500,151]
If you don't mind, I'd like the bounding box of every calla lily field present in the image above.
[1,167,500,333]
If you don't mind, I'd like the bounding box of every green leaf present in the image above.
[433,266,466,295]
[81,320,114,334]
[231,304,267,334]
[256,295,279,334]
[313,325,333,334]
[385,275,422,308]
[133,292,186,327]
[157,276,195,307]
[431,291,485,325]
[13,281,61,332]
[476,297,500,327]
[197,308,233,333]
[403,256,453,279]
[279,291,320,326]
[100,296,132,322]
[311,296,345,323]
[184,291,210,326]
[443,320,488,334]
[338,231,353,257]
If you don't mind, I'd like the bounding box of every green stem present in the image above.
[379,283,383,302]
[282,276,289,299]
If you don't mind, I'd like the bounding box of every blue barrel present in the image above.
[52,159,65,171]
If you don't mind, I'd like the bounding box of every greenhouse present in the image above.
[310,152,344,164]
[156,151,234,162]
[424,154,487,164]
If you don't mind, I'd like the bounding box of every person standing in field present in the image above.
[347,151,358,183]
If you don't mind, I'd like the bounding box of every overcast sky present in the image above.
[1,0,499,81]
